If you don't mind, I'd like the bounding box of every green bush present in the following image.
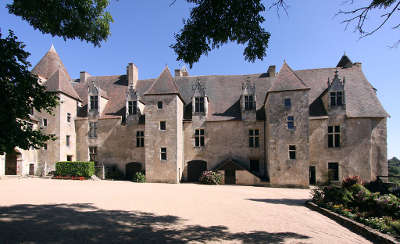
[55,161,95,177]
[133,172,146,183]
[199,171,222,185]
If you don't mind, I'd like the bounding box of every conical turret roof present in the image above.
[32,45,71,80]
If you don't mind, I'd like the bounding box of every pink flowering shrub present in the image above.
[199,171,222,185]
[342,176,362,188]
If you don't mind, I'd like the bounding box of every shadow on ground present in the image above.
[247,198,309,206]
[0,203,310,243]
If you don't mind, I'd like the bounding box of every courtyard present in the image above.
[0,177,370,243]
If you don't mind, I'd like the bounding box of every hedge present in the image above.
[55,161,95,177]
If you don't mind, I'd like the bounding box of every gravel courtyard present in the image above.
[0,177,369,243]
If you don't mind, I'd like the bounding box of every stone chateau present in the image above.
[0,46,389,187]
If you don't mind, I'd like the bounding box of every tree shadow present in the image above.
[0,203,310,243]
[247,198,309,206]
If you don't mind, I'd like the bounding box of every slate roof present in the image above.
[269,62,309,92]
[144,67,180,96]
[46,69,81,101]
[32,45,71,81]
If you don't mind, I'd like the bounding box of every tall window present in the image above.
[89,122,97,138]
[160,147,167,160]
[42,118,48,127]
[250,159,259,172]
[328,125,340,148]
[160,121,166,131]
[195,129,205,147]
[289,145,296,159]
[330,91,344,107]
[67,113,71,122]
[284,98,291,109]
[328,162,339,181]
[249,129,259,148]
[66,135,70,146]
[287,116,295,129]
[157,101,163,109]
[195,97,205,113]
[89,146,97,161]
[136,131,144,147]
[128,101,137,115]
[245,95,254,110]
[90,96,98,110]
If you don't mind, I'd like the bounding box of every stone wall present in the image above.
[58,94,78,162]
[236,170,262,185]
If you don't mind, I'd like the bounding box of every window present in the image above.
[43,144,47,150]
[195,129,205,147]
[249,129,259,148]
[160,121,166,131]
[160,147,167,160]
[89,122,97,138]
[328,125,340,148]
[67,155,73,161]
[328,162,339,181]
[90,95,98,110]
[289,145,296,159]
[284,98,291,109]
[330,91,344,107]
[67,113,71,122]
[245,95,254,110]
[195,97,205,113]
[287,116,295,129]
[136,131,144,147]
[42,118,47,127]
[66,135,70,146]
[250,159,259,172]
[89,146,97,161]
[157,101,163,109]
[128,101,137,115]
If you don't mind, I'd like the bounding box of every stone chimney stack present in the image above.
[127,63,138,87]
[267,65,276,77]
[174,66,189,77]
[175,69,183,77]
[80,71,91,83]
[353,62,362,69]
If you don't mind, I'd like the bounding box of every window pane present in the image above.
[328,126,333,133]
[288,122,294,129]
[328,163,339,181]
[195,137,199,147]
[249,129,253,136]
[141,138,144,147]
[157,101,163,109]
[249,137,254,147]
[337,92,343,106]
[289,145,296,150]
[200,129,204,135]
[136,138,140,147]
[335,134,340,147]
[335,126,340,133]
[255,137,259,148]
[289,151,296,159]
[195,129,199,135]
[255,129,259,135]
[200,136,205,146]
[328,134,333,148]
[284,98,291,108]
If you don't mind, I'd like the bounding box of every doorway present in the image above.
[5,152,19,175]
[225,168,236,184]
[187,160,207,182]
[29,164,35,175]
[309,166,316,185]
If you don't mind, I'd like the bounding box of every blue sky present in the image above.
[1,1,399,158]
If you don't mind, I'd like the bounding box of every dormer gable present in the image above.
[327,70,346,109]
[88,81,108,117]
[191,80,208,117]
[126,82,144,124]
[240,78,256,121]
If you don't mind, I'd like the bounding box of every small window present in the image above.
[289,145,296,159]
[195,97,205,113]
[160,147,167,160]
[249,129,259,148]
[43,144,47,150]
[67,113,71,122]
[328,162,339,181]
[160,121,166,131]
[328,125,340,148]
[136,131,144,147]
[67,155,73,161]
[287,116,295,129]
[284,98,291,109]
[195,129,205,147]
[250,159,259,172]
[89,146,97,161]
[66,135,70,147]
[89,122,97,138]
[330,91,344,107]
[90,96,98,110]
[157,101,163,109]
[42,118,48,127]
[128,101,137,115]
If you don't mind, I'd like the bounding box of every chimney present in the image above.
[80,71,91,83]
[353,62,362,69]
[175,67,189,77]
[267,65,276,77]
[127,63,138,87]
[175,69,182,77]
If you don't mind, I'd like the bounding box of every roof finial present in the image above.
[49,44,56,53]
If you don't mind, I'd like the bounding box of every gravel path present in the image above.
[0,177,370,243]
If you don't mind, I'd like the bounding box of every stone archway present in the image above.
[186,160,207,182]
[125,162,143,180]
[5,151,21,175]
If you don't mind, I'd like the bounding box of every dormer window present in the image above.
[195,97,205,113]
[244,95,255,110]
[90,95,98,110]
[330,91,344,107]
[128,101,137,115]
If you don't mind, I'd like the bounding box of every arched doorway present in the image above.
[187,160,207,182]
[125,162,143,180]
[5,151,21,175]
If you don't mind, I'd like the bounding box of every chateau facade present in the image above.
[0,46,389,187]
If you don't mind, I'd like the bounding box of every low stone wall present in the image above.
[236,170,262,185]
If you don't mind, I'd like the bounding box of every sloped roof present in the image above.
[337,54,353,68]
[32,45,71,81]
[144,67,180,96]
[269,62,309,92]
[46,69,81,101]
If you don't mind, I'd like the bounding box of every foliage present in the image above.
[132,171,146,183]
[389,157,400,185]
[364,178,391,195]
[171,0,270,68]
[55,161,95,177]
[0,30,58,153]
[105,165,124,180]
[199,171,223,185]
[7,0,113,47]
[342,176,362,188]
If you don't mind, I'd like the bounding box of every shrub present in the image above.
[364,178,390,195]
[133,171,146,183]
[342,176,362,188]
[55,161,95,177]
[323,186,353,206]
[199,171,222,185]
